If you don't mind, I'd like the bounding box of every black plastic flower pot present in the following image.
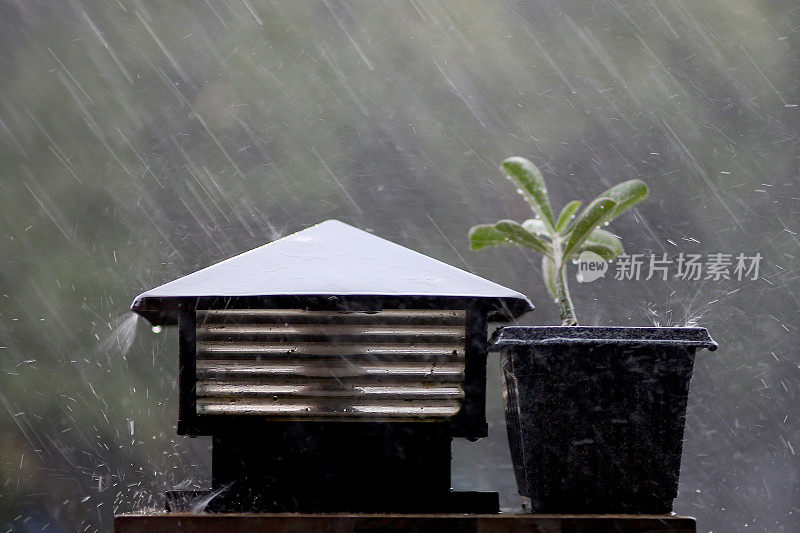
[491,326,717,514]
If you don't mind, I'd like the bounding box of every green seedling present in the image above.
[469,156,648,325]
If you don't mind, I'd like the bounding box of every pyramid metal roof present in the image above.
[131,220,533,325]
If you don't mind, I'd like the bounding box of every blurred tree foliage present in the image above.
[0,1,798,531]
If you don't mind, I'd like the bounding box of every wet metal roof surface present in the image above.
[132,220,533,325]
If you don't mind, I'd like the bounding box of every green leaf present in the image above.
[577,244,618,261]
[555,200,582,233]
[522,218,550,237]
[494,219,551,254]
[583,228,624,258]
[575,228,625,261]
[541,255,558,301]
[501,157,556,232]
[597,179,648,221]
[468,224,510,250]
[563,197,617,258]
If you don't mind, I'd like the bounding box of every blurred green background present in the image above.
[0,1,798,531]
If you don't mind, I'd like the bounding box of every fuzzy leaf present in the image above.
[583,228,624,258]
[541,255,558,301]
[597,179,648,221]
[501,157,556,232]
[563,197,617,258]
[555,200,582,233]
[468,224,510,250]
[522,218,550,237]
[577,244,618,261]
[494,219,551,254]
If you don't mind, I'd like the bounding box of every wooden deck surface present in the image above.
[115,512,696,533]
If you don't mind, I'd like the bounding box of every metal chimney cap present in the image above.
[131,220,533,326]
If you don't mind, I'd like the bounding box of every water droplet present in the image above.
[151,325,162,334]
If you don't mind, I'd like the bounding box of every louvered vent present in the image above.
[194,309,467,421]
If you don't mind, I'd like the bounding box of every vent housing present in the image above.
[174,297,492,439]
[130,220,534,513]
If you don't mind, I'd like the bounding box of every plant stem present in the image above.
[555,264,579,326]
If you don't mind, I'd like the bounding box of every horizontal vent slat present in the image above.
[196,309,466,325]
[196,381,465,399]
[196,342,463,360]
[196,360,465,380]
[196,398,462,418]
[195,325,464,343]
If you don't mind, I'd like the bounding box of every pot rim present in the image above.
[490,325,717,351]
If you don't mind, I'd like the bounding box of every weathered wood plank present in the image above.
[115,513,696,533]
